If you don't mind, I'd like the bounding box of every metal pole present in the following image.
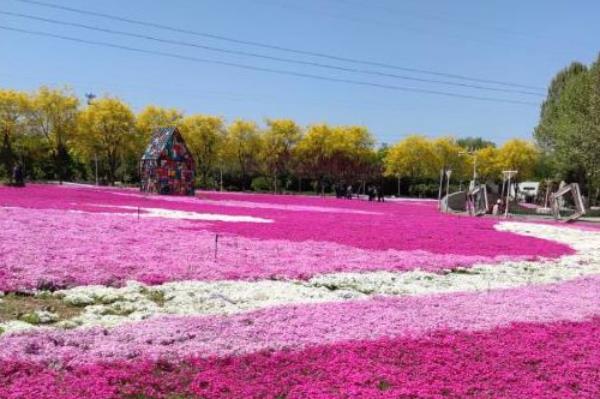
[437,168,444,209]
[505,174,512,218]
[219,167,223,192]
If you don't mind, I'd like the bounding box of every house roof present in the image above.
[141,126,179,160]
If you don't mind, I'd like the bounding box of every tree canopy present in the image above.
[180,114,226,187]
[534,55,600,203]
[0,84,562,199]
[76,97,136,183]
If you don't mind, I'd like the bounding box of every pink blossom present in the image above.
[0,185,572,291]
[2,317,600,398]
[0,184,572,255]
[0,206,543,291]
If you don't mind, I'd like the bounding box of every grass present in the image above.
[141,288,167,307]
[99,303,135,317]
[0,293,83,324]
[377,379,392,391]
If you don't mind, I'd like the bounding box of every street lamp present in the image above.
[85,93,96,105]
[459,149,477,182]
[84,92,98,185]
[502,170,518,218]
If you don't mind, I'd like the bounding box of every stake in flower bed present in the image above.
[214,233,219,262]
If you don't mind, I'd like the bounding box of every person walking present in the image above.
[367,185,375,201]
[377,185,384,202]
[492,199,501,216]
[12,163,25,187]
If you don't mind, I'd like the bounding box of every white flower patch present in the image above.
[311,222,600,295]
[75,204,273,223]
[114,192,382,215]
[134,207,273,223]
[0,320,40,335]
[49,280,363,329]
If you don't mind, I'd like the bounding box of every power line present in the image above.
[0,24,539,106]
[255,0,529,53]
[327,0,536,39]
[0,10,543,97]
[11,0,546,92]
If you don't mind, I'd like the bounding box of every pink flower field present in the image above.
[0,183,599,398]
[0,184,571,291]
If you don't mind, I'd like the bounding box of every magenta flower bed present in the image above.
[0,207,536,291]
[0,184,572,291]
[2,317,599,399]
[0,184,570,255]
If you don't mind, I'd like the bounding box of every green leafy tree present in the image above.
[457,136,496,150]
[534,57,600,203]
[534,62,587,151]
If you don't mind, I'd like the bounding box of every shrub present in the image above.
[251,177,271,192]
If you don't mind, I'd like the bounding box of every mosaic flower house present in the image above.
[139,127,195,195]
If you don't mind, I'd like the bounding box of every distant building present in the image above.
[139,127,195,195]
[516,181,540,203]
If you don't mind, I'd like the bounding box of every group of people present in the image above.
[367,185,385,202]
[334,183,384,202]
[334,184,354,199]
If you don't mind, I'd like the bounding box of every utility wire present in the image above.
[0,24,538,106]
[11,0,545,92]
[328,0,536,39]
[0,11,543,97]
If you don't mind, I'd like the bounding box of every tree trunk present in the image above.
[0,130,15,180]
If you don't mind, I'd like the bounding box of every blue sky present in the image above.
[1,0,599,145]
